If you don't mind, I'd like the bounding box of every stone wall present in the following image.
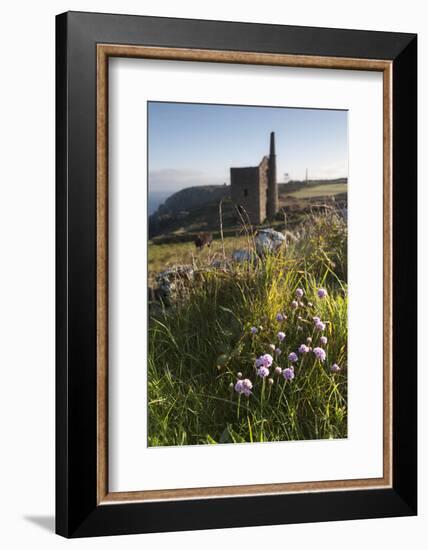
[230,156,269,225]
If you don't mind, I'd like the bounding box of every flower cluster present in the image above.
[312,316,326,331]
[234,378,253,396]
[313,347,326,361]
[235,287,343,398]
[256,354,273,368]
[283,367,295,381]
[298,344,310,354]
[257,366,270,378]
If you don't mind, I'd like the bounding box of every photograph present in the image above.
[147,101,349,447]
[0,1,420,545]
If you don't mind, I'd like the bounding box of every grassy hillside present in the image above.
[148,208,348,446]
[149,179,347,240]
[281,182,347,199]
[149,234,248,283]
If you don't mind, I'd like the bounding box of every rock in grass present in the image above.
[255,228,286,256]
[154,264,195,304]
[232,249,257,263]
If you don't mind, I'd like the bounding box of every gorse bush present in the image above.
[148,209,347,446]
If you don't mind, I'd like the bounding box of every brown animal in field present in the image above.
[194,232,213,250]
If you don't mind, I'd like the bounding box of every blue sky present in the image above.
[148,102,348,194]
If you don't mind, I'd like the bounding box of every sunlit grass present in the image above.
[148,210,347,446]
[283,182,347,199]
[148,235,249,282]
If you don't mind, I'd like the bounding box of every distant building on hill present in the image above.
[230,132,279,224]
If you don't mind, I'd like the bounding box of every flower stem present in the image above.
[261,378,265,415]
[278,378,287,408]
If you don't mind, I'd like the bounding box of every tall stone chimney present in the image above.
[267,131,278,219]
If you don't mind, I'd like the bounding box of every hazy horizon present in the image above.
[148,102,348,195]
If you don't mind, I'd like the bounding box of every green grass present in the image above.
[148,209,348,446]
[148,235,249,282]
[282,182,347,199]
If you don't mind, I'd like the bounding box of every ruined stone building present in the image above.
[230,132,279,224]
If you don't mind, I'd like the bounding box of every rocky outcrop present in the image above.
[255,228,287,256]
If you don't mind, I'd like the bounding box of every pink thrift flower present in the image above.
[315,320,326,331]
[282,367,295,381]
[257,366,270,378]
[317,288,328,299]
[256,354,273,368]
[313,347,326,361]
[236,378,253,396]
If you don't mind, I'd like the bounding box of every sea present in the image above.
[148,191,172,215]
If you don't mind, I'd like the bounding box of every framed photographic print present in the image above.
[56,11,417,538]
